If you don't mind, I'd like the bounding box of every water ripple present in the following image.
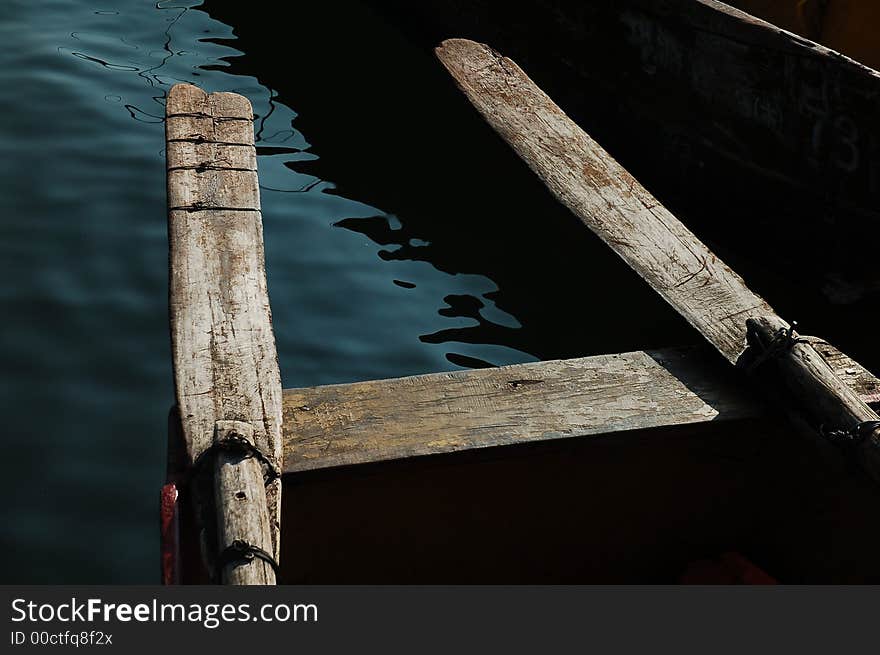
[0,0,538,584]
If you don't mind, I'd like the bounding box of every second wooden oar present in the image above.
[435,38,880,481]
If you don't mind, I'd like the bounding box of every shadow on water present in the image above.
[201,0,880,376]
[356,0,880,375]
[200,0,697,362]
[0,0,695,584]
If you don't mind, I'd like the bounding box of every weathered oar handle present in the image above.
[744,316,880,481]
[166,84,283,584]
[211,421,278,584]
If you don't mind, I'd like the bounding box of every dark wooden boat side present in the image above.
[281,417,880,583]
[367,0,880,305]
[276,345,880,584]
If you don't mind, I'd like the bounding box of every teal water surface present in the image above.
[0,0,544,583]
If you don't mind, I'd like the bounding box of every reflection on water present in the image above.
[0,0,544,583]
[202,0,693,362]
[0,0,693,582]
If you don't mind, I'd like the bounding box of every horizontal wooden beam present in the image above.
[281,344,879,474]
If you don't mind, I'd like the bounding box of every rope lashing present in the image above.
[215,539,280,580]
[821,420,880,447]
[190,430,281,487]
[745,320,810,374]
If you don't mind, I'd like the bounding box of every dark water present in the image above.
[0,0,504,583]
[0,1,705,583]
[5,0,878,584]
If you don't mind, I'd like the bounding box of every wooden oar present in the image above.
[167,85,283,584]
[435,38,880,481]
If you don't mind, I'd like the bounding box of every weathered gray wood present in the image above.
[213,421,275,584]
[282,345,880,474]
[747,317,880,481]
[436,38,773,366]
[435,39,880,481]
[167,84,282,583]
[167,142,257,172]
[810,341,880,407]
[167,170,260,211]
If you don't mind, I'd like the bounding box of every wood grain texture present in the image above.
[435,38,774,365]
[166,84,282,580]
[167,142,256,172]
[281,345,880,474]
[811,341,880,406]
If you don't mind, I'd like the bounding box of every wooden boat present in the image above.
[161,86,880,586]
[163,2,880,584]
